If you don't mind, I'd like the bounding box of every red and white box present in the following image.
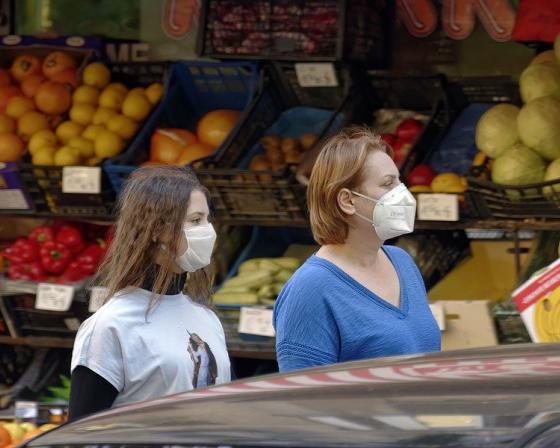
[513,258,560,343]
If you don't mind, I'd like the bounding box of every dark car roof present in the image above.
[30,344,560,448]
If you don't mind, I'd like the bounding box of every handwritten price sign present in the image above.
[62,167,101,194]
[238,307,275,337]
[295,63,338,87]
[36,283,74,311]
[417,194,459,222]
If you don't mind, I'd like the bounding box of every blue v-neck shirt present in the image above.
[273,246,441,372]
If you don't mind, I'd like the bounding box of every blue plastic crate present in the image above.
[103,60,259,194]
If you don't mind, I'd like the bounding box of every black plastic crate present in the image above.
[467,177,560,220]
[453,77,560,221]
[16,61,167,218]
[17,163,115,217]
[197,63,353,226]
[362,72,456,178]
[1,294,90,338]
[197,0,393,66]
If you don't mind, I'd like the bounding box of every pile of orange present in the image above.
[146,109,240,166]
[0,52,164,167]
[0,51,78,163]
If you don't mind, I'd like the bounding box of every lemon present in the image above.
[72,85,100,105]
[6,96,35,119]
[94,129,124,158]
[128,87,145,97]
[70,103,95,126]
[83,62,111,89]
[32,146,56,165]
[92,107,117,125]
[86,157,102,166]
[82,124,105,141]
[29,129,57,156]
[99,88,125,110]
[69,136,95,158]
[145,83,164,104]
[54,146,81,166]
[56,121,84,144]
[122,92,151,122]
[107,114,138,139]
[17,111,49,141]
[106,83,128,96]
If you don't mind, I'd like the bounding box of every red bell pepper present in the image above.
[56,224,84,255]
[40,241,72,274]
[3,238,39,264]
[8,261,46,281]
[75,244,106,277]
[59,260,86,283]
[29,225,55,245]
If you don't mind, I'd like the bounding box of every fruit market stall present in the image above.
[1,0,560,426]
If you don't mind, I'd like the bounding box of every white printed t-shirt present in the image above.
[71,288,230,407]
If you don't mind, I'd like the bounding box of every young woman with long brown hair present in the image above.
[69,166,230,420]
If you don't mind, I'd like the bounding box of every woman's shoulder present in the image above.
[285,255,342,290]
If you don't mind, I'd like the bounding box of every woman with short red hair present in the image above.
[273,126,441,372]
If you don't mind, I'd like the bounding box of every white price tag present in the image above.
[417,194,459,222]
[15,401,39,419]
[238,307,275,338]
[64,317,81,331]
[429,303,446,331]
[89,286,109,313]
[295,63,338,87]
[0,189,29,209]
[36,283,74,311]
[62,167,101,194]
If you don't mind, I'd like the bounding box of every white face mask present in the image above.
[175,223,217,272]
[351,183,416,242]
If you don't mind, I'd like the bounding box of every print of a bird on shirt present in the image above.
[187,330,218,388]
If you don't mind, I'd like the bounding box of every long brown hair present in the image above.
[97,165,214,310]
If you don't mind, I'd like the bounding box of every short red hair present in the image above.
[307,126,393,245]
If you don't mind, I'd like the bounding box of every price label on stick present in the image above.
[238,307,275,337]
[429,303,446,331]
[89,286,109,313]
[295,63,338,87]
[0,189,29,209]
[36,283,74,311]
[417,194,459,222]
[62,167,101,194]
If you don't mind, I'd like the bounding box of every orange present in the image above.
[0,114,16,133]
[17,111,49,141]
[50,69,78,89]
[42,51,77,79]
[0,133,24,162]
[5,96,35,119]
[21,74,46,98]
[176,142,215,166]
[197,109,240,149]
[11,54,42,82]
[35,81,72,115]
[0,426,12,448]
[0,69,12,87]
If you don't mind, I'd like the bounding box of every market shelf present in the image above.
[0,335,74,349]
[0,209,115,224]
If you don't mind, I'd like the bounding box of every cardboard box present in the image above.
[513,258,560,343]
[433,300,498,351]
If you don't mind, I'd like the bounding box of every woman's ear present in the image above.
[337,188,356,217]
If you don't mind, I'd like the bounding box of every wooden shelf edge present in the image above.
[0,335,74,348]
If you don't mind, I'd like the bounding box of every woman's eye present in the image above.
[192,218,201,224]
